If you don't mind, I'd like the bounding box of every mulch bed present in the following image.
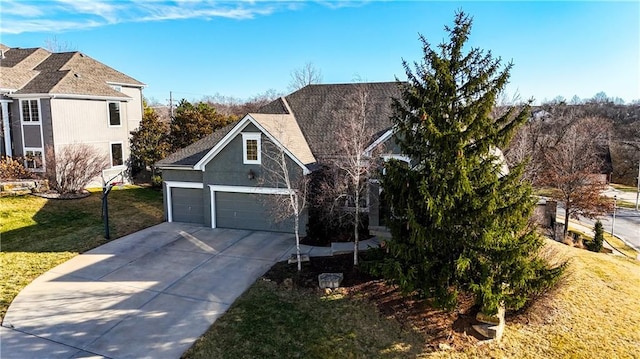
[32,191,91,200]
[264,254,487,351]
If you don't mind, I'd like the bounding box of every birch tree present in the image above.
[327,85,382,266]
[260,128,309,271]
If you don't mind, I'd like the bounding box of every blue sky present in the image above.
[1,1,638,105]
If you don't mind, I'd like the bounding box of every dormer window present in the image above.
[242,133,261,164]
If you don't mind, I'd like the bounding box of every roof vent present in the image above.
[0,50,5,59]
[74,73,81,78]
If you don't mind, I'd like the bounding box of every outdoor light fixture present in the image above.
[248,169,256,180]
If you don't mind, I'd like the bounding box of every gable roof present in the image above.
[157,82,401,169]
[261,82,401,159]
[0,44,144,98]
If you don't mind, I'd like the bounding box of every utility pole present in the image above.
[636,159,640,212]
[612,195,617,237]
[169,91,174,118]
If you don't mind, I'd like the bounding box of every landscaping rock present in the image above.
[318,273,343,289]
[288,253,310,264]
[473,306,505,341]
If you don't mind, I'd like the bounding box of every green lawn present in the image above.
[0,186,163,319]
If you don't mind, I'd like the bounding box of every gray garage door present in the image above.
[171,187,204,224]
[216,192,294,233]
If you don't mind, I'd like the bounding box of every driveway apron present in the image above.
[1,222,294,359]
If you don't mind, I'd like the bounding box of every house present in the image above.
[0,44,145,184]
[156,82,402,235]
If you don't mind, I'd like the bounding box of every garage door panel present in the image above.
[216,192,294,233]
[172,188,204,224]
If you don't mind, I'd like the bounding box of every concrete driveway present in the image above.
[1,222,294,359]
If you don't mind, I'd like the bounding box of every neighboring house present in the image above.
[0,43,145,184]
[156,82,402,235]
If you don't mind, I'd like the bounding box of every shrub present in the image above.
[46,144,109,194]
[587,220,605,252]
[151,174,163,188]
[0,156,35,180]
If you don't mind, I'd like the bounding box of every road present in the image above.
[558,206,640,252]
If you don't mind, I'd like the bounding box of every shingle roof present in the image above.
[0,44,144,96]
[251,111,316,165]
[261,82,401,159]
[157,121,240,166]
[158,82,401,168]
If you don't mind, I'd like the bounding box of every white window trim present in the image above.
[23,147,45,172]
[107,101,122,127]
[109,141,125,168]
[19,99,42,124]
[165,181,204,223]
[241,132,261,165]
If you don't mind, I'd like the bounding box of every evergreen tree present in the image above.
[588,221,604,253]
[130,103,170,177]
[372,12,563,314]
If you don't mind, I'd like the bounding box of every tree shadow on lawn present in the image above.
[261,254,487,355]
[0,187,164,253]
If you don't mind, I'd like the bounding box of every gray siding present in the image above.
[204,124,304,187]
[171,187,204,224]
[163,169,203,183]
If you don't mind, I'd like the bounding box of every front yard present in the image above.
[184,241,640,358]
[3,188,639,358]
[0,186,163,319]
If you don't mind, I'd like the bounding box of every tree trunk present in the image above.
[354,190,359,266]
[563,202,570,239]
[295,197,302,271]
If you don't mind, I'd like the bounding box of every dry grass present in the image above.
[426,240,640,358]
[185,240,640,358]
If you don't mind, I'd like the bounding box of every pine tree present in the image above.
[588,221,604,253]
[373,12,563,314]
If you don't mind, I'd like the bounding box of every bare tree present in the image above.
[539,117,614,238]
[288,62,322,91]
[43,36,76,52]
[260,126,309,271]
[46,144,109,194]
[322,85,381,266]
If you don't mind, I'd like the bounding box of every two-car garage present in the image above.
[165,181,304,235]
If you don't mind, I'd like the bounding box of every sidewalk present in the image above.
[284,237,382,259]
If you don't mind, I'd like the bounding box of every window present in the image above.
[108,102,121,126]
[241,133,261,164]
[110,142,124,167]
[20,100,39,122]
[24,149,43,170]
